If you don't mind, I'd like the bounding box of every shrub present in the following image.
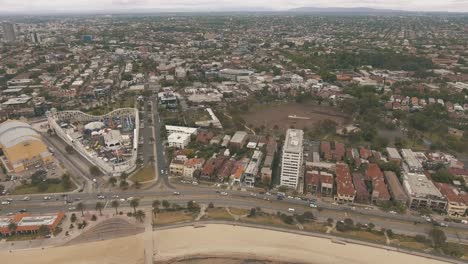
[91,215,97,221]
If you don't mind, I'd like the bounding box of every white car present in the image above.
[97,195,105,199]
[22,196,30,201]
[43,196,52,200]
[68,207,76,211]
[389,210,397,214]
[309,203,318,208]
[112,195,119,199]
[288,208,295,213]
[173,191,180,195]
[1,201,11,205]
[220,192,228,196]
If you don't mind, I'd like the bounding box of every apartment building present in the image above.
[435,183,468,218]
[402,172,447,210]
[280,129,304,189]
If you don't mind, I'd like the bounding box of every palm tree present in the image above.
[152,200,160,215]
[8,222,17,235]
[111,200,120,215]
[95,202,104,216]
[76,202,85,216]
[130,198,140,214]
[162,200,170,209]
[135,210,146,223]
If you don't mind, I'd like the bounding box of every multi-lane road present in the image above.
[1,183,468,244]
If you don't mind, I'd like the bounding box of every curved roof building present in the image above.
[0,120,52,172]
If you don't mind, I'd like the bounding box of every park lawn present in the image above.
[391,234,431,251]
[228,208,250,216]
[6,233,40,241]
[302,222,328,233]
[335,230,387,244]
[11,182,75,195]
[204,207,234,220]
[240,214,296,229]
[153,211,194,226]
[130,165,155,183]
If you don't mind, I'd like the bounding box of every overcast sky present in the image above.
[0,0,467,13]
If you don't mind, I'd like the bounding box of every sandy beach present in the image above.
[0,224,451,264]
[154,224,449,264]
[0,234,145,264]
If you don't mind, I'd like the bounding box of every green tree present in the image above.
[130,198,140,214]
[70,213,77,223]
[111,200,120,215]
[429,228,447,248]
[38,225,50,236]
[109,177,117,186]
[8,222,17,235]
[135,210,146,223]
[152,200,160,215]
[95,202,104,216]
[62,173,73,190]
[89,166,100,177]
[65,145,74,154]
[76,202,85,216]
[162,200,170,209]
[31,170,47,185]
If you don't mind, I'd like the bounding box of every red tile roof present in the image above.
[335,163,355,197]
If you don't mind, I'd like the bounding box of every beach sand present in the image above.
[154,224,449,264]
[0,224,450,264]
[0,233,145,264]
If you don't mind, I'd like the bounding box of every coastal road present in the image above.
[2,188,467,244]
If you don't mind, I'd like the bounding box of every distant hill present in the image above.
[287,7,408,14]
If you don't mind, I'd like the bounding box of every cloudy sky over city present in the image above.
[0,0,467,12]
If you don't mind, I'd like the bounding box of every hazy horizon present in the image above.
[0,0,467,14]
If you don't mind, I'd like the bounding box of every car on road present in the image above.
[43,196,52,200]
[220,192,228,196]
[97,195,105,199]
[389,210,397,214]
[440,223,449,227]
[288,208,295,213]
[18,209,27,213]
[68,207,76,211]
[462,220,468,224]
[173,191,180,195]
[119,198,126,202]
[1,201,10,205]
[126,197,134,201]
[74,198,81,201]
[192,181,199,185]
[250,192,257,197]
[6,212,14,216]
[112,195,119,199]
[265,192,271,196]
[309,203,318,208]
[287,196,294,199]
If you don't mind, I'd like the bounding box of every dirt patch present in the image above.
[204,207,234,220]
[242,102,349,132]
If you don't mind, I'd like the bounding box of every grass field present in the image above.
[11,182,75,195]
[302,222,328,233]
[228,208,250,216]
[204,208,234,220]
[242,102,349,132]
[130,165,154,183]
[153,211,195,226]
[335,230,387,244]
[240,214,296,229]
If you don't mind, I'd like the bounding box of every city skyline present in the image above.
[0,0,468,14]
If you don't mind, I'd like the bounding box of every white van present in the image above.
[288,208,295,213]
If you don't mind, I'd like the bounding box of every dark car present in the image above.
[18,209,28,213]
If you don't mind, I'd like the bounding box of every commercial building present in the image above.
[183,158,205,178]
[168,132,191,149]
[218,68,253,81]
[243,150,263,185]
[401,149,423,172]
[386,147,402,165]
[229,131,248,148]
[2,22,16,42]
[435,183,468,218]
[0,212,65,236]
[402,172,447,210]
[169,156,187,176]
[165,125,197,136]
[334,163,356,203]
[384,171,408,204]
[352,173,370,204]
[0,120,53,173]
[280,129,304,189]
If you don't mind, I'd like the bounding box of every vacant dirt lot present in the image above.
[242,102,349,132]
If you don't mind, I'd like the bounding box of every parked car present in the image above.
[309,203,318,208]
[173,191,180,195]
[220,192,228,196]
[1,201,10,205]
[288,208,295,213]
